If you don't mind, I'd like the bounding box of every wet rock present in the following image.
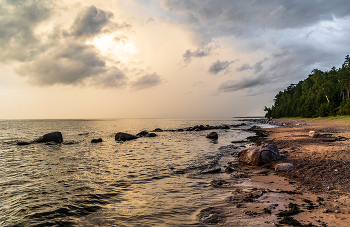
[249,125,262,130]
[238,144,281,166]
[225,167,234,173]
[255,169,270,174]
[309,131,321,138]
[206,132,218,139]
[78,132,89,136]
[202,214,224,224]
[33,131,63,143]
[115,132,138,141]
[201,168,221,174]
[136,131,148,137]
[17,141,30,145]
[280,154,288,159]
[63,141,78,145]
[145,133,158,137]
[211,180,223,187]
[275,163,294,172]
[91,138,103,143]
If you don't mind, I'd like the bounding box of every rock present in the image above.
[33,132,63,143]
[309,131,321,138]
[17,141,30,145]
[202,214,224,224]
[335,210,340,213]
[255,169,270,174]
[249,125,261,130]
[238,144,281,166]
[115,132,138,141]
[154,128,163,132]
[211,180,223,187]
[145,133,157,137]
[221,125,230,129]
[323,209,329,213]
[136,131,148,137]
[280,154,288,159]
[275,163,294,171]
[194,128,201,131]
[78,132,89,136]
[45,142,56,145]
[206,132,218,139]
[201,168,221,174]
[91,138,102,143]
[225,167,234,173]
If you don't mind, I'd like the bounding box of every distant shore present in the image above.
[197,118,350,226]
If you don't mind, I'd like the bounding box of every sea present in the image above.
[0,118,273,227]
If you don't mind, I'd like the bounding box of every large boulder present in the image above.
[206,132,218,139]
[238,144,281,166]
[115,132,138,141]
[33,132,63,143]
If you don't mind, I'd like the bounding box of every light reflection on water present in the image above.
[0,119,257,226]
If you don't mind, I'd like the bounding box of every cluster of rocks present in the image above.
[238,144,294,171]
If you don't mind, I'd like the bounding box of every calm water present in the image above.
[0,119,265,226]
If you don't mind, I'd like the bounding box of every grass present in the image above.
[281,116,350,121]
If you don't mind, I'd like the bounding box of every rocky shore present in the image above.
[196,118,350,227]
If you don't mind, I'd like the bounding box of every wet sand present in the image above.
[196,118,350,226]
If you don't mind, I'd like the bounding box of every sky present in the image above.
[1,0,350,119]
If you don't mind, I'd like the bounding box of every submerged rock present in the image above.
[201,168,221,174]
[145,132,158,137]
[91,138,103,143]
[115,132,138,141]
[17,141,30,145]
[33,131,63,143]
[136,131,148,137]
[206,132,218,139]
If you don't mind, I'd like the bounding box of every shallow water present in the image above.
[0,118,261,226]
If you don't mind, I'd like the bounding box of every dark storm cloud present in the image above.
[131,73,162,90]
[208,60,234,75]
[161,0,350,30]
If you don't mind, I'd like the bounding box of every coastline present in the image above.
[196,118,350,226]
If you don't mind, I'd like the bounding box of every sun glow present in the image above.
[87,34,138,63]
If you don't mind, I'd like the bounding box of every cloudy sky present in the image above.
[1,0,350,119]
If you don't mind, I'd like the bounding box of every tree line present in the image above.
[264,55,350,118]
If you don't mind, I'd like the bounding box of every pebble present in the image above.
[335,210,340,213]
[323,209,329,213]
[307,222,313,226]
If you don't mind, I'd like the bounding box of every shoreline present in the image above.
[196,118,350,226]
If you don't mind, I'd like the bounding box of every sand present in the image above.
[196,118,350,226]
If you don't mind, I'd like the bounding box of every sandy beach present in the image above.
[197,118,350,226]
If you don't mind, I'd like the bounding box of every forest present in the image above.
[264,55,350,118]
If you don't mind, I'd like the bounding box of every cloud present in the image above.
[208,60,234,75]
[69,6,114,38]
[0,2,145,89]
[182,46,213,64]
[130,73,162,90]
[218,76,267,92]
[0,0,53,62]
